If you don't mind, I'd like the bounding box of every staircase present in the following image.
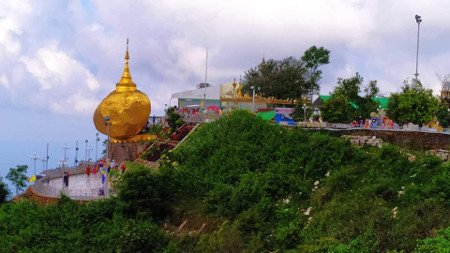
[134,123,199,168]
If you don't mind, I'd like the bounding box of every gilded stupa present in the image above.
[93,41,151,141]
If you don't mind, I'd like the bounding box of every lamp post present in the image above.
[31,153,39,175]
[104,116,111,198]
[414,14,422,82]
[302,104,308,122]
[84,139,88,161]
[61,144,70,169]
[87,146,93,161]
[95,133,99,161]
[250,86,260,112]
[104,116,111,162]
[40,157,46,171]
[74,140,79,166]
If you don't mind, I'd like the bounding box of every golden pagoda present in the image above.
[93,41,151,141]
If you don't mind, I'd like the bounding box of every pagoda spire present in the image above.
[116,38,136,92]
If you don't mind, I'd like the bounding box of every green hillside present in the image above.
[0,110,449,252]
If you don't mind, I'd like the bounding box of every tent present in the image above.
[257,110,276,121]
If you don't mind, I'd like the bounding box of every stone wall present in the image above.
[109,142,150,163]
[341,135,383,148]
[337,129,450,150]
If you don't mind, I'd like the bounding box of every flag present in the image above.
[28,175,36,182]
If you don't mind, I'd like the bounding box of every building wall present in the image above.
[178,98,221,108]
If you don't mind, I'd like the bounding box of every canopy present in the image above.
[257,110,276,121]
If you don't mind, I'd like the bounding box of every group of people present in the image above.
[83,159,127,196]
[351,116,397,129]
[84,159,127,177]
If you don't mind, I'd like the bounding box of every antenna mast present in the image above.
[204,48,208,83]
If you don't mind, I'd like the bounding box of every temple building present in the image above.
[171,79,294,112]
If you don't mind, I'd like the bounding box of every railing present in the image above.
[181,112,221,123]
[32,178,103,199]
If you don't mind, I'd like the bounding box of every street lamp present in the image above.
[104,116,111,198]
[104,116,111,162]
[95,133,99,161]
[74,140,79,166]
[414,14,422,82]
[31,153,39,175]
[302,104,308,122]
[87,146,93,161]
[40,157,46,171]
[84,139,88,161]
[250,86,260,112]
[61,144,70,169]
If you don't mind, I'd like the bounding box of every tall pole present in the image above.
[84,140,88,161]
[74,140,79,166]
[104,116,111,198]
[61,144,70,169]
[40,157,46,171]
[414,14,422,82]
[87,146,93,161]
[303,104,307,122]
[95,133,99,161]
[252,87,256,112]
[45,143,49,170]
[104,116,111,162]
[203,49,208,112]
[205,49,208,83]
[31,153,39,175]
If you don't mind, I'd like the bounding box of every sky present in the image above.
[1,0,450,183]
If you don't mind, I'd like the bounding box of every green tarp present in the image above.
[319,95,389,110]
[257,110,276,121]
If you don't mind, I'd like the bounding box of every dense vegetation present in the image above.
[388,81,441,125]
[0,110,449,252]
[322,72,380,123]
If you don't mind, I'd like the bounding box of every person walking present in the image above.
[63,172,69,187]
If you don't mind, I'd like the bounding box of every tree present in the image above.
[321,73,380,123]
[436,104,450,128]
[242,46,330,101]
[6,165,28,195]
[117,164,173,220]
[388,80,440,125]
[321,94,355,123]
[166,106,184,131]
[0,177,9,203]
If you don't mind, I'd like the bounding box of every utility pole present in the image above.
[74,140,79,166]
[61,144,70,169]
[95,133,99,161]
[414,14,422,82]
[31,153,39,175]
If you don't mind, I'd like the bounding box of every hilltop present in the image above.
[0,110,449,252]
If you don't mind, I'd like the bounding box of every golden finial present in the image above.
[232,78,237,89]
[237,77,243,97]
[116,38,136,92]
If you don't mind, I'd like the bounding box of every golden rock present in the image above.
[93,44,151,140]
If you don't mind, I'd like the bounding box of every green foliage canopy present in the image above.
[321,73,380,123]
[242,46,330,101]
[388,81,440,125]
[6,165,28,195]
[166,106,184,131]
[0,197,171,252]
[0,177,9,204]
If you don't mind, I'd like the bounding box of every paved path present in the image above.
[36,171,111,199]
[49,172,103,190]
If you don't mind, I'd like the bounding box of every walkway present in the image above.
[31,165,110,200]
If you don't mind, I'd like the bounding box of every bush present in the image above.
[117,163,174,220]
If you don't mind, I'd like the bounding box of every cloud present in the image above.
[1,0,450,117]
